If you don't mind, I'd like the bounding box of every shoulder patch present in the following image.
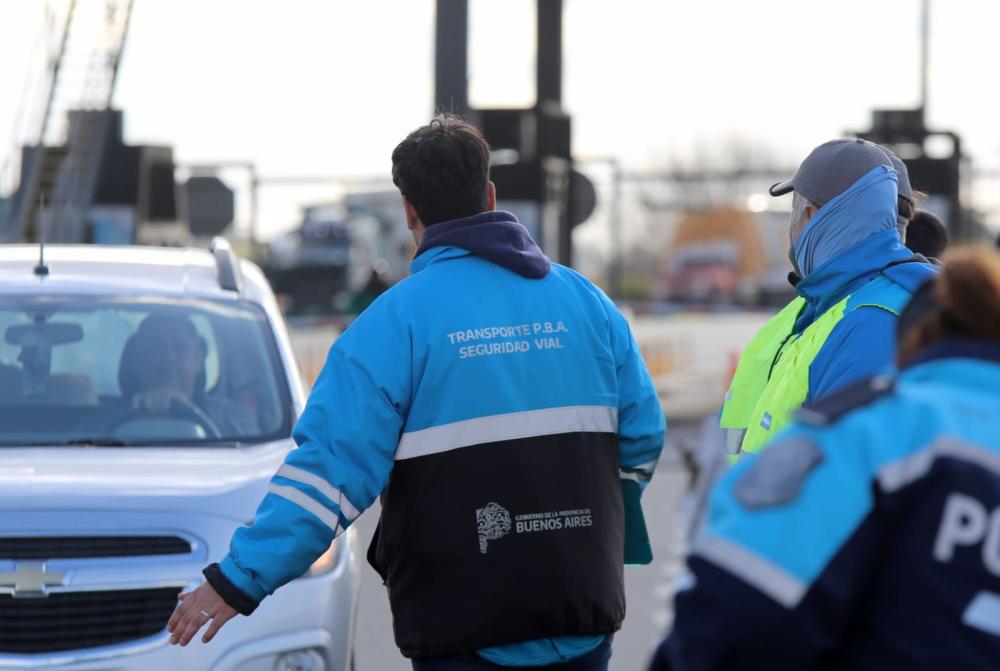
[795,375,895,427]
[733,436,824,509]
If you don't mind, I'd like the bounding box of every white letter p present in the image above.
[934,493,987,563]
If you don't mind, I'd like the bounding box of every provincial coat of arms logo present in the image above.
[476,502,512,554]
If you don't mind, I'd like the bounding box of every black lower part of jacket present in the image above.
[369,431,625,659]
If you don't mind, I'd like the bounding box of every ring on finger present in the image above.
[199,609,212,620]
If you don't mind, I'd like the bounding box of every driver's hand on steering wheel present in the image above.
[132,389,193,414]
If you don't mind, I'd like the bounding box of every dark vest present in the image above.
[368,430,625,659]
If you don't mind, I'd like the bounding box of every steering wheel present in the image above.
[104,397,223,439]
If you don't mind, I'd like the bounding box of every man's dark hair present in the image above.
[391,114,491,226]
[907,209,949,259]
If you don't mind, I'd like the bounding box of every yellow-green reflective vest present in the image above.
[720,275,912,459]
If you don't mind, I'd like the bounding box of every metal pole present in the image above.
[577,156,624,297]
[920,0,930,115]
[536,0,563,105]
[105,0,136,109]
[15,0,79,240]
[435,0,469,115]
[254,175,389,187]
[38,0,78,144]
[248,164,259,247]
[610,159,623,299]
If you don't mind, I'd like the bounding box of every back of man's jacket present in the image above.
[208,211,666,661]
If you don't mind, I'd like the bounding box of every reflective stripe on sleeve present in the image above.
[693,535,806,609]
[267,483,342,535]
[878,437,1000,493]
[276,464,361,520]
[620,458,658,483]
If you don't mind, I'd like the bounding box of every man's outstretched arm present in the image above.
[169,294,411,645]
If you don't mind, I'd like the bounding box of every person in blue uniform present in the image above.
[651,244,1000,670]
[168,114,666,670]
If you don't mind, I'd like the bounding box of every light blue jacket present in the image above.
[217,212,666,666]
[791,167,937,401]
[655,340,1000,670]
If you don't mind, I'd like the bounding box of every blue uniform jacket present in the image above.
[654,339,1000,670]
[796,228,936,402]
[777,164,938,402]
[215,211,666,666]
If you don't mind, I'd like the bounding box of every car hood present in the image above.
[0,440,291,523]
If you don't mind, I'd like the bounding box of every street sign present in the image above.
[184,176,234,237]
[491,163,597,227]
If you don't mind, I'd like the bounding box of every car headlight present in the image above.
[274,649,326,671]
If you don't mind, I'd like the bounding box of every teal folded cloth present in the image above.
[622,479,653,565]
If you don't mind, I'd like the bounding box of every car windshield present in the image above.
[0,296,292,446]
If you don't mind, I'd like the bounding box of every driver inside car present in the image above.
[118,314,257,438]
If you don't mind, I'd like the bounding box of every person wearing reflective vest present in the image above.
[720,139,936,459]
[650,245,1000,671]
[167,115,666,671]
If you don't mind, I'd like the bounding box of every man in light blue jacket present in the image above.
[719,139,938,459]
[169,114,666,670]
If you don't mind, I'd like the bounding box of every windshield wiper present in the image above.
[26,438,131,447]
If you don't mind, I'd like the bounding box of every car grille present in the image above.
[0,536,191,560]
[0,587,181,653]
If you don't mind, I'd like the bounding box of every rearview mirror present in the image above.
[5,322,84,348]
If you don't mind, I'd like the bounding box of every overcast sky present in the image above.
[1,0,998,240]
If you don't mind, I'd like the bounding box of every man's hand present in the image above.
[167,581,239,646]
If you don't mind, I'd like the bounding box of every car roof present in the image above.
[0,244,271,304]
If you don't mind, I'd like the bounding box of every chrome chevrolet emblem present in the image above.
[0,562,66,598]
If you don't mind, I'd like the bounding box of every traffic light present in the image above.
[435,0,597,267]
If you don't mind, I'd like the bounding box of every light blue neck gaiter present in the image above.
[794,165,899,278]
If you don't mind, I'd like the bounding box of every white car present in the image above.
[0,240,361,671]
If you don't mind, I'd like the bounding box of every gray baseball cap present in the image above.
[770,138,897,207]
[883,149,913,204]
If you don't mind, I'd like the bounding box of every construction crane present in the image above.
[5,0,134,242]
